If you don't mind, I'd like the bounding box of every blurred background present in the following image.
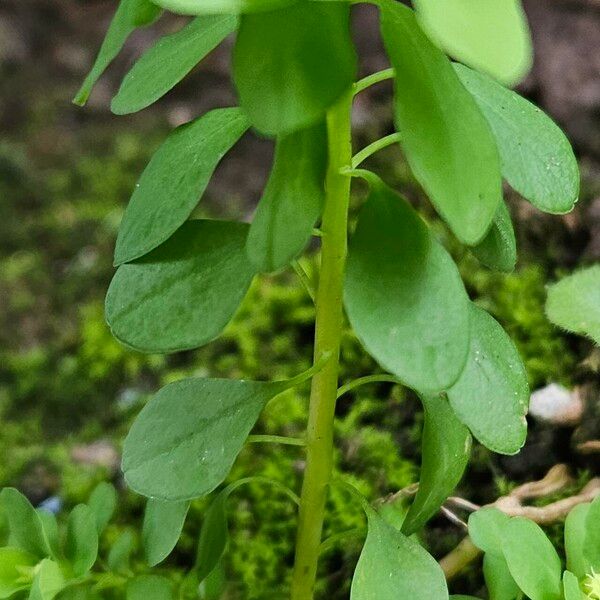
[1,0,600,597]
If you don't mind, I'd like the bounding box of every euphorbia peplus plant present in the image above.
[70,0,580,597]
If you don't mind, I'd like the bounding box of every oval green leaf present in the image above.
[87,482,117,536]
[502,517,562,600]
[122,377,290,500]
[65,505,98,577]
[351,508,449,600]
[107,530,135,573]
[114,108,249,266]
[143,499,190,566]
[471,200,516,273]
[469,507,510,556]
[413,0,532,86]
[484,554,520,600]
[402,395,471,534]
[563,570,583,600]
[196,490,229,584]
[233,2,357,135]
[106,220,256,353]
[344,177,470,395]
[246,122,326,271]
[380,1,502,246]
[73,0,161,106]
[29,559,65,600]
[546,266,600,346]
[151,0,293,15]
[112,15,238,115]
[455,63,580,215]
[0,547,37,599]
[447,304,529,455]
[565,503,591,579]
[584,495,600,570]
[126,576,172,600]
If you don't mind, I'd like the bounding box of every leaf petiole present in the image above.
[353,67,395,95]
[246,435,306,447]
[351,132,402,168]
[336,374,400,399]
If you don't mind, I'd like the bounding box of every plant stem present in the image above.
[353,67,395,95]
[336,374,400,399]
[290,91,353,600]
[246,434,306,447]
[352,132,402,168]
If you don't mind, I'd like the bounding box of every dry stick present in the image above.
[577,440,600,454]
[439,464,600,580]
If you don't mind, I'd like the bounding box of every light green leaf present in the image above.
[413,0,532,86]
[546,266,600,345]
[126,576,172,600]
[0,547,37,599]
[87,482,117,536]
[114,108,249,265]
[112,15,238,114]
[246,122,326,271]
[151,0,292,15]
[447,304,529,455]
[471,200,516,273]
[143,499,190,566]
[233,2,357,135]
[584,495,600,570]
[484,554,520,600]
[344,176,470,395]
[351,507,448,599]
[380,1,502,246]
[122,364,318,500]
[65,505,99,577]
[502,517,562,600]
[73,0,161,106]
[196,490,229,584]
[565,503,591,579]
[402,395,471,534]
[563,570,583,600]
[455,64,579,215]
[469,507,510,556]
[29,560,65,600]
[106,220,256,353]
[0,489,51,559]
[107,530,135,573]
[36,511,59,558]
[450,597,483,600]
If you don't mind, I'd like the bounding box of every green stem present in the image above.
[290,91,353,600]
[352,132,402,169]
[353,67,395,95]
[246,434,306,447]
[336,374,400,399]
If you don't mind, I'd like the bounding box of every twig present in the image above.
[577,440,600,455]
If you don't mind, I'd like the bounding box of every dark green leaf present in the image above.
[246,122,326,271]
[107,530,135,573]
[447,304,529,455]
[233,2,356,135]
[413,0,532,85]
[584,495,600,570]
[29,559,65,600]
[65,505,99,577]
[344,176,470,394]
[563,570,583,600]
[402,395,471,534]
[143,499,190,566]
[73,0,161,106]
[112,15,238,114]
[123,376,295,500]
[107,220,256,353]
[351,507,448,599]
[152,0,292,15]
[455,63,579,215]
[471,200,516,273]
[546,266,600,345]
[502,517,562,600]
[565,503,591,579]
[88,482,117,536]
[196,491,229,583]
[126,576,172,600]
[0,489,51,559]
[380,1,502,245]
[114,108,249,266]
[0,547,36,599]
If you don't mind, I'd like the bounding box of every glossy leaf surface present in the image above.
[455,64,579,215]
[413,0,532,85]
[233,2,356,135]
[380,1,502,245]
[546,266,600,345]
[65,505,98,576]
[471,200,516,273]
[143,499,190,566]
[122,377,289,500]
[402,395,471,534]
[114,108,249,265]
[344,177,470,394]
[447,304,528,455]
[112,15,238,114]
[351,508,448,599]
[106,220,256,353]
[246,122,326,271]
[74,0,161,105]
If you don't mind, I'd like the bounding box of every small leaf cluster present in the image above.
[468,495,600,600]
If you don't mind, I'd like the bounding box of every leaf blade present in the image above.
[143,499,190,566]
